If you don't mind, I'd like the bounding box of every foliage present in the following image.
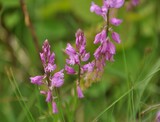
[0,0,160,121]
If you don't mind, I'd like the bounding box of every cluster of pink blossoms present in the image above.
[30,0,125,114]
[90,0,124,71]
[30,40,64,113]
[65,29,94,98]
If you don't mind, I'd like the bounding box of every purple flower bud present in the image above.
[45,63,57,73]
[77,86,84,98]
[104,0,125,8]
[75,29,86,50]
[52,102,58,113]
[156,111,160,122]
[65,65,76,74]
[46,90,52,102]
[40,53,45,65]
[66,43,76,56]
[110,18,122,26]
[51,70,64,88]
[48,52,55,64]
[30,76,43,85]
[42,40,51,58]
[111,32,121,43]
[79,46,85,55]
[94,30,106,44]
[81,53,90,62]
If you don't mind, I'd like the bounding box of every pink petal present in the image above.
[30,76,43,85]
[111,32,121,43]
[110,18,122,26]
[77,86,84,98]
[52,102,58,113]
[51,70,64,87]
[81,53,90,62]
[65,65,76,74]
[46,91,52,102]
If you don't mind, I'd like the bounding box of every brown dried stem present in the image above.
[20,0,40,53]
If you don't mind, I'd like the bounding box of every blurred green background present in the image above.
[0,0,160,121]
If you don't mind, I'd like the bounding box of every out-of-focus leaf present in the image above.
[0,0,19,8]
[69,0,101,23]
[36,0,71,19]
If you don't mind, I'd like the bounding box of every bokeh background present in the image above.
[0,0,160,121]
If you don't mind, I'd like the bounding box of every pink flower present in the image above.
[30,76,43,85]
[90,2,108,20]
[94,45,101,60]
[94,29,106,44]
[110,18,122,26]
[76,29,86,50]
[40,40,57,73]
[51,70,64,88]
[65,43,76,56]
[30,39,64,114]
[103,0,124,8]
[52,102,58,113]
[46,90,52,102]
[111,32,121,43]
[82,62,95,72]
[81,52,90,62]
[65,65,76,74]
[66,54,80,65]
[42,40,51,60]
[45,63,57,73]
[77,86,84,98]
[107,40,116,54]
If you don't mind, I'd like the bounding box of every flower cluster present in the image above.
[30,0,125,114]
[30,40,64,113]
[90,0,124,72]
[65,29,94,98]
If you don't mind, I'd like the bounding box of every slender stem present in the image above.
[20,0,40,53]
[77,55,81,85]
[140,103,160,117]
[106,9,110,37]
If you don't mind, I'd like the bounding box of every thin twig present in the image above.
[139,103,160,117]
[20,0,40,53]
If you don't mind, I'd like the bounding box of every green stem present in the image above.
[106,9,110,37]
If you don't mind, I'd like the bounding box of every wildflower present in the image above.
[65,65,76,74]
[51,69,64,88]
[65,29,94,98]
[30,76,43,85]
[110,18,122,26]
[30,39,64,113]
[90,0,123,73]
[103,0,124,8]
[111,32,121,43]
[94,29,106,44]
